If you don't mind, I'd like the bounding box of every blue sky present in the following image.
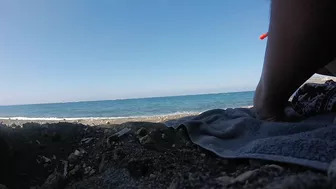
[0,0,270,105]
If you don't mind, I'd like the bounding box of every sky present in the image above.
[0,0,270,105]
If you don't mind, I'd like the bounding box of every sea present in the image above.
[0,91,254,120]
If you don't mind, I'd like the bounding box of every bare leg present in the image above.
[254,0,336,121]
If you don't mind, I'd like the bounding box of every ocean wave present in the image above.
[0,111,200,121]
[0,105,253,121]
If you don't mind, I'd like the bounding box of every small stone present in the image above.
[215,176,233,187]
[99,154,106,173]
[139,135,154,145]
[136,128,147,137]
[74,150,81,156]
[104,129,111,134]
[168,179,180,189]
[81,137,93,144]
[108,128,131,141]
[39,155,51,163]
[41,172,64,188]
[84,166,92,175]
[69,165,81,177]
[200,153,206,157]
[89,169,96,176]
[264,164,284,173]
[185,141,192,147]
[68,153,77,162]
[232,170,257,183]
[68,149,85,163]
[149,174,156,178]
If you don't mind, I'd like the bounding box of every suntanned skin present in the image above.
[254,0,336,121]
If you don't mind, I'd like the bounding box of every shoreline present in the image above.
[0,106,254,126]
[0,112,199,126]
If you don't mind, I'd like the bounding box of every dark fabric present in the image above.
[164,80,336,171]
[292,80,336,117]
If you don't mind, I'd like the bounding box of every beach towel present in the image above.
[165,80,336,171]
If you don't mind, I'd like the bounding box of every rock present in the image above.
[106,128,131,142]
[185,141,192,147]
[39,156,51,163]
[232,170,257,183]
[215,176,233,187]
[264,164,285,173]
[89,169,95,176]
[84,166,93,175]
[136,128,148,137]
[0,184,7,189]
[149,174,156,179]
[168,179,180,189]
[108,128,131,141]
[68,149,85,163]
[81,137,94,144]
[69,165,82,177]
[41,172,64,189]
[161,133,166,139]
[68,153,77,163]
[61,160,68,177]
[139,135,154,146]
[74,149,83,156]
[98,154,106,173]
[104,129,112,134]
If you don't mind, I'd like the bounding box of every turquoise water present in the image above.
[0,91,254,120]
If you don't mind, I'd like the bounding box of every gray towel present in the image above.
[164,108,336,171]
